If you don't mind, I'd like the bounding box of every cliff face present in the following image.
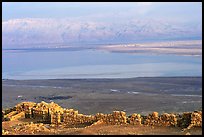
[2,101,202,130]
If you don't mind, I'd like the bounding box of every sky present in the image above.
[2,2,203,80]
[2,2,202,47]
[3,2,202,23]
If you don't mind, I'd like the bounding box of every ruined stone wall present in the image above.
[24,105,50,122]
[50,109,127,126]
[94,111,127,125]
[143,112,177,127]
[129,113,142,125]
[61,109,95,126]
[189,111,202,128]
[22,101,64,123]
[7,101,202,130]
[158,113,177,127]
[15,102,36,113]
[57,110,201,129]
[186,111,202,129]
[51,111,61,125]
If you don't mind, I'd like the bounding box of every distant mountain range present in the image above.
[2,18,202,48]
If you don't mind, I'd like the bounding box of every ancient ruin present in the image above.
[2,101,202,130]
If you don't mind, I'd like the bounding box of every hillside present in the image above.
[2,18,201,48]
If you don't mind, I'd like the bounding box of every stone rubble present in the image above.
[2,101,202,130]
[129,113,142,125]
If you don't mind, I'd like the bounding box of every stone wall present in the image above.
[94,111,127,125]
[97,111,127,125]
[143,112,177,127]
[158,113,177,127]
[62,109,95,126]
[15,102,37,113]
[51,111,61,125]
[129,113,142,125]
[187,111,202,129]
[5,101,201,130]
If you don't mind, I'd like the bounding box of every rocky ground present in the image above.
[2,101,202,135]
[2,77,202,115]
[2,77,202,135]
[2,113,202,135]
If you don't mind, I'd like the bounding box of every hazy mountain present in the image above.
[2,18,202,48]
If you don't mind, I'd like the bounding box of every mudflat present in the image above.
[2,77,202,115]
[99,40,202,56]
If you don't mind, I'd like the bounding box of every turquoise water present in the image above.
[2,49,202,79]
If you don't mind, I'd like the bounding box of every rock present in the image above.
[5,101,202,132]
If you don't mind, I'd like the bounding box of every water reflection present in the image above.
[2,49,202,79]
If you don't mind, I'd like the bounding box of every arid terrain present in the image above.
[2,2,202,135]
[2,77,202,115]
[2,77,202,135]
[2,117,202,135]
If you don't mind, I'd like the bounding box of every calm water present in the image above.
[2,49,202,79]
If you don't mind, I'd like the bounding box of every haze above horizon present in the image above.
[2,2,202,48]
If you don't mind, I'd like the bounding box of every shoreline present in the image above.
[99,40,202,56]
[2,76,202,81]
